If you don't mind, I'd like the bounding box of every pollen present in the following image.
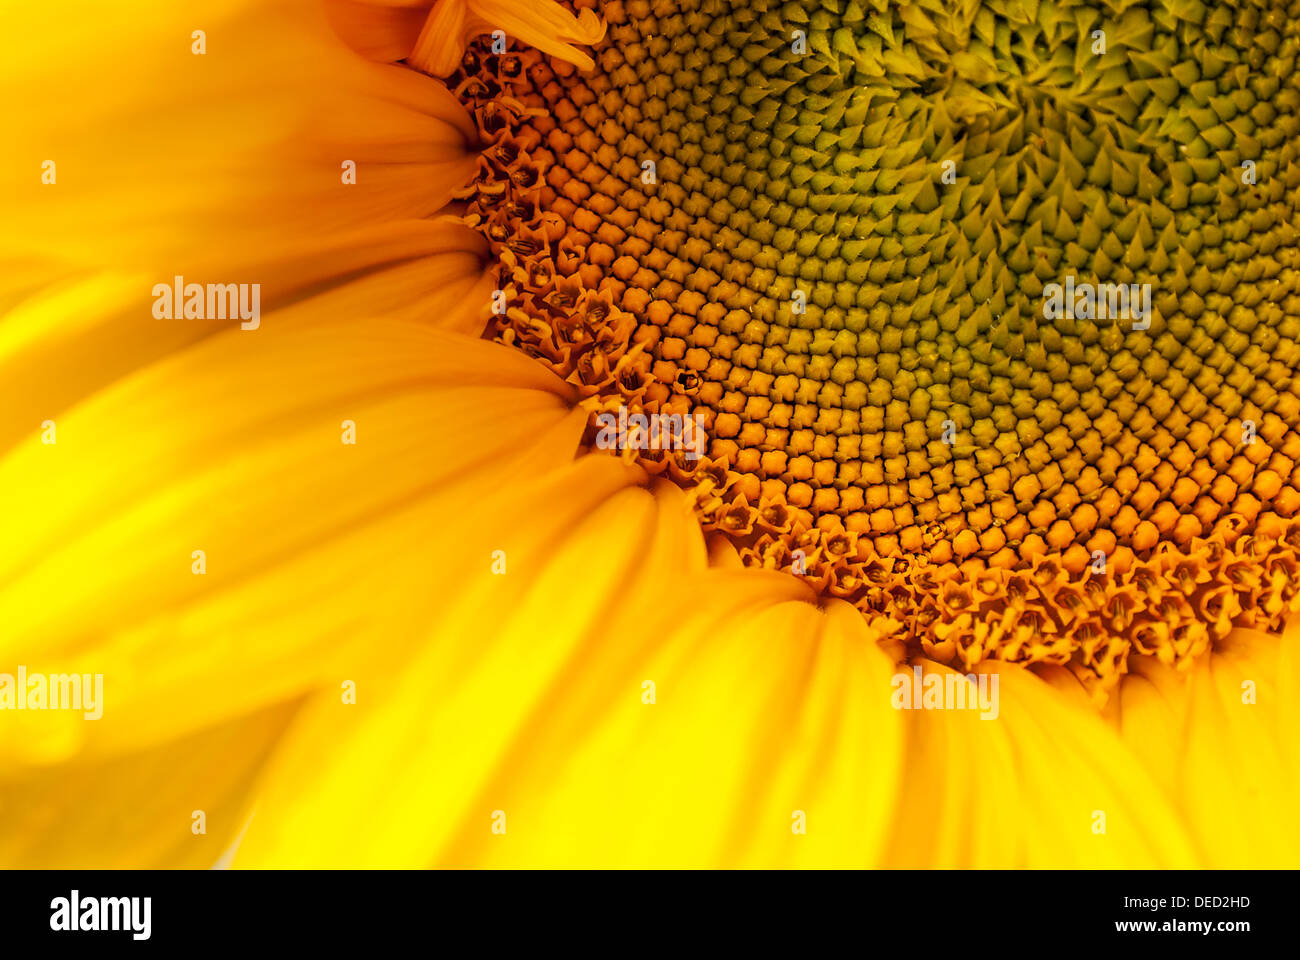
[454,0,1300,697]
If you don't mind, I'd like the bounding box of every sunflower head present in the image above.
[451,0,1300,697]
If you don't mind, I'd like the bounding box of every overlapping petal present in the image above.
[1117,627,1300,867]
[0,0,484,447]
[328,0,606,76]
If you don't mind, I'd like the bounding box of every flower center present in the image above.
[453,0,1300,697]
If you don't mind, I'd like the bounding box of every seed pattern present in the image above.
[454,0,1300,697]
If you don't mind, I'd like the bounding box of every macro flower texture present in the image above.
[1,0,1299,870]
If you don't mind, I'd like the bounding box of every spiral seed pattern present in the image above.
[455,0,1300,696]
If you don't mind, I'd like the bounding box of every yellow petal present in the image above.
[0,311,600,766]
[1,0,476,272]
[405,0,607,77]
[0,219,494,457]
[1119,628,1300,866]
[235,481,908,867]
[324,0,430,62]
[885,660,1199,867]
[0,701,296,868]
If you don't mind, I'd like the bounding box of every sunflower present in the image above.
[1,0,1298,868]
